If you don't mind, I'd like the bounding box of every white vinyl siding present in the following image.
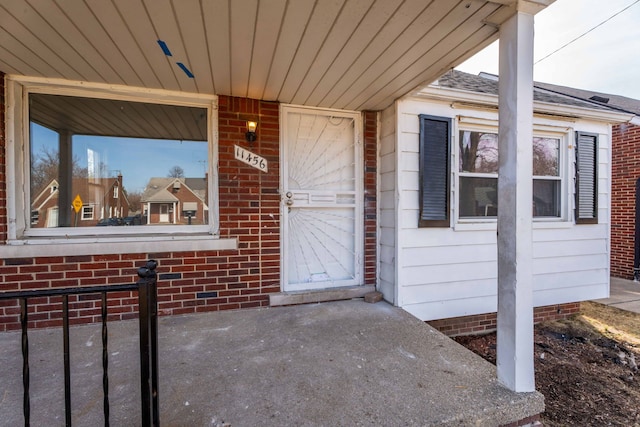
[389,97,610,321]
[378,105,397,304]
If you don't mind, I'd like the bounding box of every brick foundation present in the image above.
[428,302,582,337]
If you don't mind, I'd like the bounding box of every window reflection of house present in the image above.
[30,175,131,227]
[141,177,208,225]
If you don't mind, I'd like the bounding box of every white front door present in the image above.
[159,204,169,223]
[281,106,363,292]
[46,207,58,228]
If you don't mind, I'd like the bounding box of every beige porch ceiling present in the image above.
[0,0,552,111]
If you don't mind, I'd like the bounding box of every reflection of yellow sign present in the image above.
[72,194,83,213]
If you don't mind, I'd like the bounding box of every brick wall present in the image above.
[363,111,377,285]
[611,123,640,279]
[0,81,380,331]
[428,302,581,337]
[0,93,282,331]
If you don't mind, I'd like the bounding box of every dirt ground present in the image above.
[455,302,640,426]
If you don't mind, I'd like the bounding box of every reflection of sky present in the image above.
[476,134,498,167]
[31,123,208,193]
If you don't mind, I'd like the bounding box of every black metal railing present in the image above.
[0,259,160,427]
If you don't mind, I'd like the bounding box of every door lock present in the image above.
[285,192,293,206]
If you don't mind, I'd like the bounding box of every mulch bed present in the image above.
[455,319,640,426]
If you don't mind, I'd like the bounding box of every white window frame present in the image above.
[81,205,94,221]
[3,76,236,256]
[454,118,570,226]
[532,136,564,219]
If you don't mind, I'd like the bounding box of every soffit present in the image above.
[0,0,552,111]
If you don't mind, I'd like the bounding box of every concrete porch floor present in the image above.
[0,300,543,426]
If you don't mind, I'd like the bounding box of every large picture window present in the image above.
[3,76,230,257]
[28,93,210,231]
[458,130,562,219]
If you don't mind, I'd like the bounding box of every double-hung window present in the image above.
[4,77,231,255]
[458,131,499,218]
[81,205,94,221]
[532,137,562,218]
[419,115,595,227]
[457,130,563,220]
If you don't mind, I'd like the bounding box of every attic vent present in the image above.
[589,95,609,103]
[173,181,181,190]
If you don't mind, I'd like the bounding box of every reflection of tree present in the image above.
[460,131,479,173]
[31,147,88,195]
[461,134,558,176]
[126,190,142,213]
[167,165,184,178]
[460,132,498,173]
[533,138,558,176]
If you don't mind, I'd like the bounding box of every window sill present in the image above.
[0,234,238,258]
[453,219,572,232]
[453,221,497,232]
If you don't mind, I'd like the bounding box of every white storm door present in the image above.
[159,204,169,223]
[46,207,58,228]
[281,106,363,292]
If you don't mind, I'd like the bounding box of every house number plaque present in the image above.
[234,145,268,173]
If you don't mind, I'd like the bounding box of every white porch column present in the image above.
[496,9,535,392]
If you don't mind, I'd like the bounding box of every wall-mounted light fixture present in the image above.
[245,121,257,143]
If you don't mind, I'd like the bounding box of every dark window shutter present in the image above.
[575,131,598,224]
[418,115,451,227]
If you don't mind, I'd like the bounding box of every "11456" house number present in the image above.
[234,145,268,173]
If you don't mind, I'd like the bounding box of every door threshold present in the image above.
[270,285,375,307]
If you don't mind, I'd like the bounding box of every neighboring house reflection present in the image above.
[31,174,131,227]
[141,177,208,225]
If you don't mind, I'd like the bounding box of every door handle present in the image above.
[285,192,293,206]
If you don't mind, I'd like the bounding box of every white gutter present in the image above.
[410,85,635,124]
